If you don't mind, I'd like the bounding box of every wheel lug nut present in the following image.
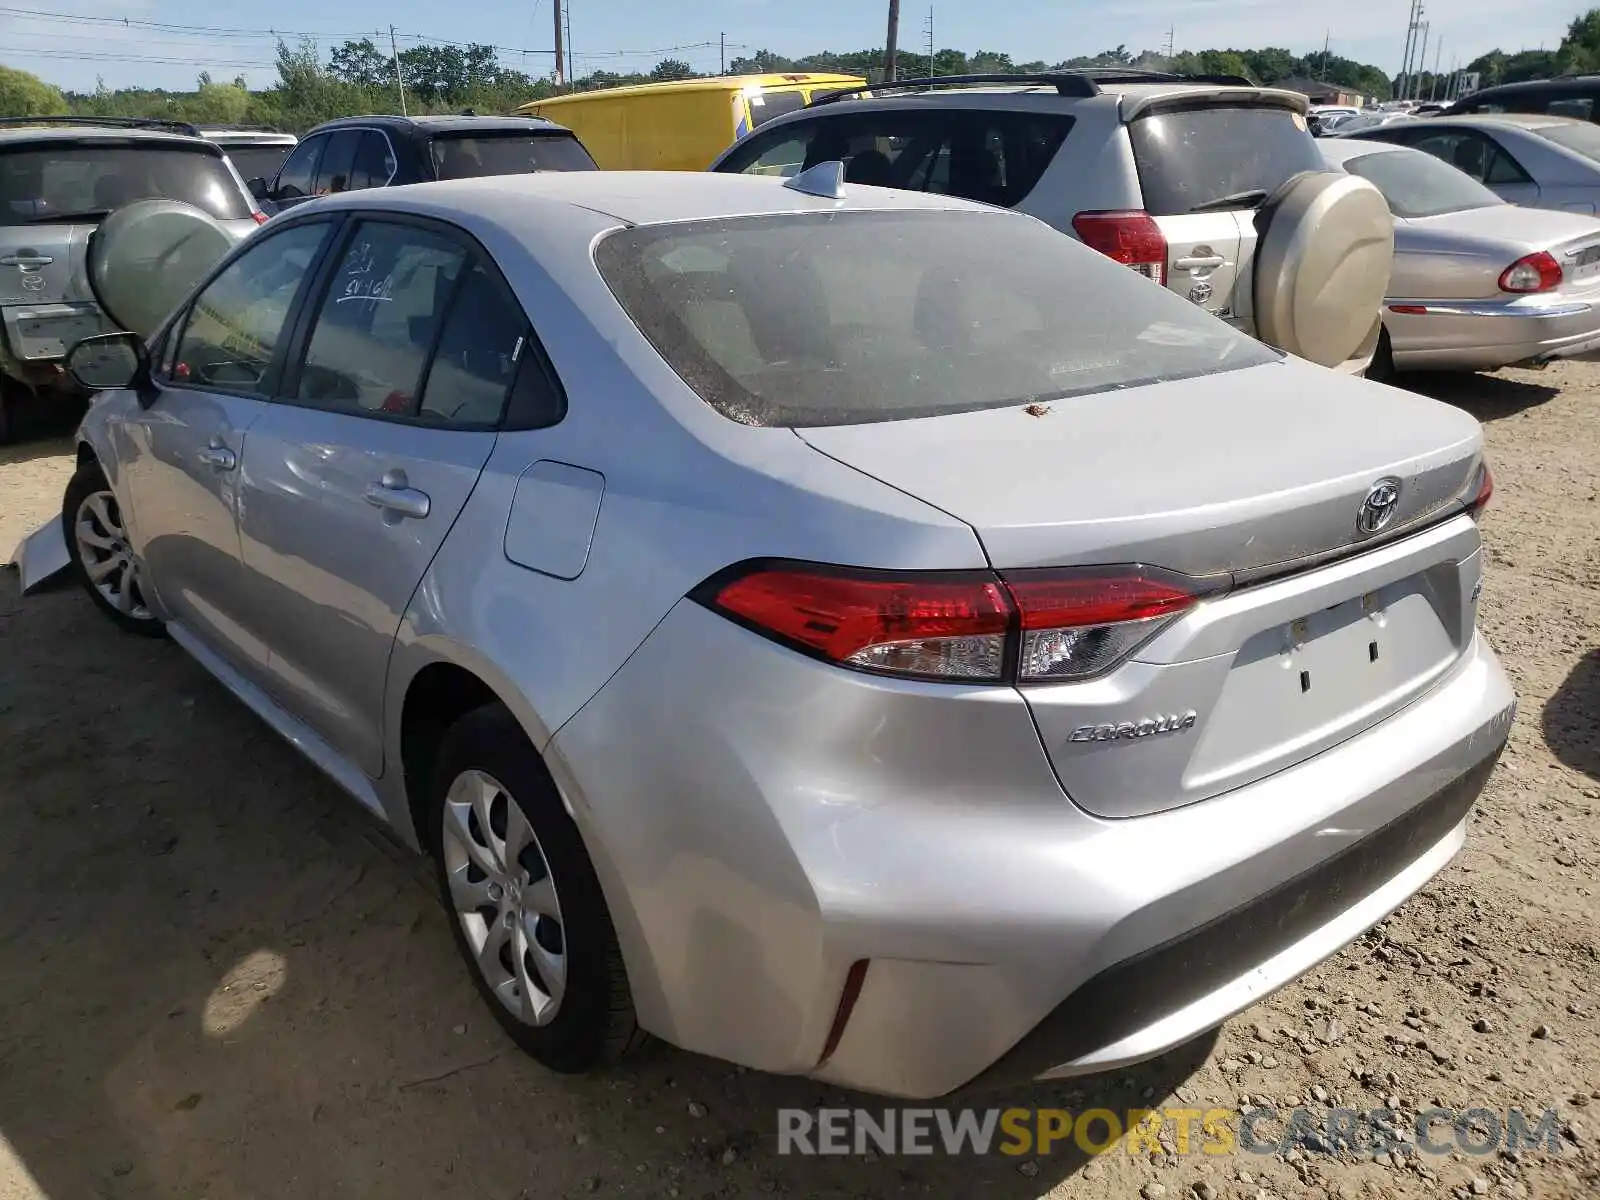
[487,882,503,902]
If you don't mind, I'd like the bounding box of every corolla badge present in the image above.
[1070,711,1198,744]
[1357,477,1403,535]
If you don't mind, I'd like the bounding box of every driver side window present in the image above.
[170,221,332,393]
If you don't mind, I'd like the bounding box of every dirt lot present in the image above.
[1,367,1597,1200]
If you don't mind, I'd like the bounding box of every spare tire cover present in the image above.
[1252,171,1394,368]
[88,199,233,341]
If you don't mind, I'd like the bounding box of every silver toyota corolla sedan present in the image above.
[51,169,1514,1099]
[1319,138,1600,374]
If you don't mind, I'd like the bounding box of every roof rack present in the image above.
[197,123,288,133]
[805,68,1260,107]
[0,115,202,137]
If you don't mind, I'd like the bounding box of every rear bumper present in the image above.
[551,594,1515,1099]
[1386,295,1600,370]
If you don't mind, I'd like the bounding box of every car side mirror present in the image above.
[247,176,270,201]
[65,332,149,395]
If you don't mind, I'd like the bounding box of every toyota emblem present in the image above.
[1357,477,1403,535]
[19,273,43,291]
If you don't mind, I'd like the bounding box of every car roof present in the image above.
[308,114,566,135]
[1423,112,1588,132]
[528,72,863,105]
[305,168,999,231]
[0,124,215,149]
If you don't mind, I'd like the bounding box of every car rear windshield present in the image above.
[223,144,295,183]
[430,133,597,179]
[1530,120,1600,162]
[1129,104,1325,216]
[749,89,807,127]
[0,142,251,225]
[594,209,1277,428]
[1340,148,1502,217]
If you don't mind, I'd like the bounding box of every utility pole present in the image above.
[388,25,407,116]
[720,31,726,74]
[1430,38,1442,101]
[1416,22,1430,102]
[884,0,900,82]
[925,8,934,77]
[1321,30,1330,81]
[564,3,573,86]
[552,0,565,87]
[1399,0,1425,102]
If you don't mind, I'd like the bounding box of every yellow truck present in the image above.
[517,73,865,171]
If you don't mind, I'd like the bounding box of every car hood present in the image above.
[794,357,1483,577]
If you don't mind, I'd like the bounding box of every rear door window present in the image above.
[1407,130,1530,184]
[1127,105,1325,215]
[429,134,597,179]
[312,130,362,196]
[349,131,397,190]
[418,262,528,427]
[293,221,467,418]
[1546,96,1595,120]
[0,142,251,224]
[720,110,1074,208]
[273,135,324,200]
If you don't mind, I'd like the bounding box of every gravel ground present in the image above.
[1,366,1596,1200]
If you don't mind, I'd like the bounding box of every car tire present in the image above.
[430,703,644,1073]
[61,460,165,637]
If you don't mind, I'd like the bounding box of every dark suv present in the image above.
[253,114,597,215]
[1446,76,1600,124]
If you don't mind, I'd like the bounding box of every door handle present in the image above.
[364,469,431,520]
[1174,254,1226,271]
[0,254,53,268]
[197,440,236,471]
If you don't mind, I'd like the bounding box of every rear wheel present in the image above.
[430,704,643,1073]
[62,461,164,636]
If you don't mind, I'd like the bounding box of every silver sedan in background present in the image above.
[1320,138,1600,375]
[1341,113,1600,214]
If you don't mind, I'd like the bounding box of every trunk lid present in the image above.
[797,357,1486,818]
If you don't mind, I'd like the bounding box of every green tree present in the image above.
[0,63,66,117]
[329,39,390,89]
[649,58,696,81]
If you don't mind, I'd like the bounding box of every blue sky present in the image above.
[2,0,1586,94]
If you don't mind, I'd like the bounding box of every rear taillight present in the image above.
[1466,460,1494,520]
[1071,210,1168,285]
[694,561,1218,684]
[1499,251,1562,293]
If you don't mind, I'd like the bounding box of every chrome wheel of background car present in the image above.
[74,490,151,621]
[441,769,567,1027]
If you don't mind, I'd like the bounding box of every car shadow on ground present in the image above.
[0,574,1218,1200]
[1399,369,1562,422]
[1542,649,1600,782]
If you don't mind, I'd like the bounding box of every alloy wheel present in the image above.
[74,490,151,621]
[441,769,568,1027]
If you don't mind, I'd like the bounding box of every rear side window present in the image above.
[0,142,251,225]
[313,129,362,195]
[1530,120,1600,162]
[1341,149,1503,217]
[720,110,1073,208]
[225,144,294,184]
[595,210,1275,428]
[1546,97,1595,120]
[350,131,397,189]
[430,133,597,179]
[419,262,528,427]
[1128,105,1325,216]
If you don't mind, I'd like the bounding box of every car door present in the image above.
[269,133,327,211]
[233,217,522,777]
[116,219,336,661]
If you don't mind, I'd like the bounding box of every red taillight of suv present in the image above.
[1498,251,1562,294]
[250,210,269,226]
[694,561,1220,684]
[1071,210,1169,285]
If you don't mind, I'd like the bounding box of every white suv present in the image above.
[711,70,1394,373]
